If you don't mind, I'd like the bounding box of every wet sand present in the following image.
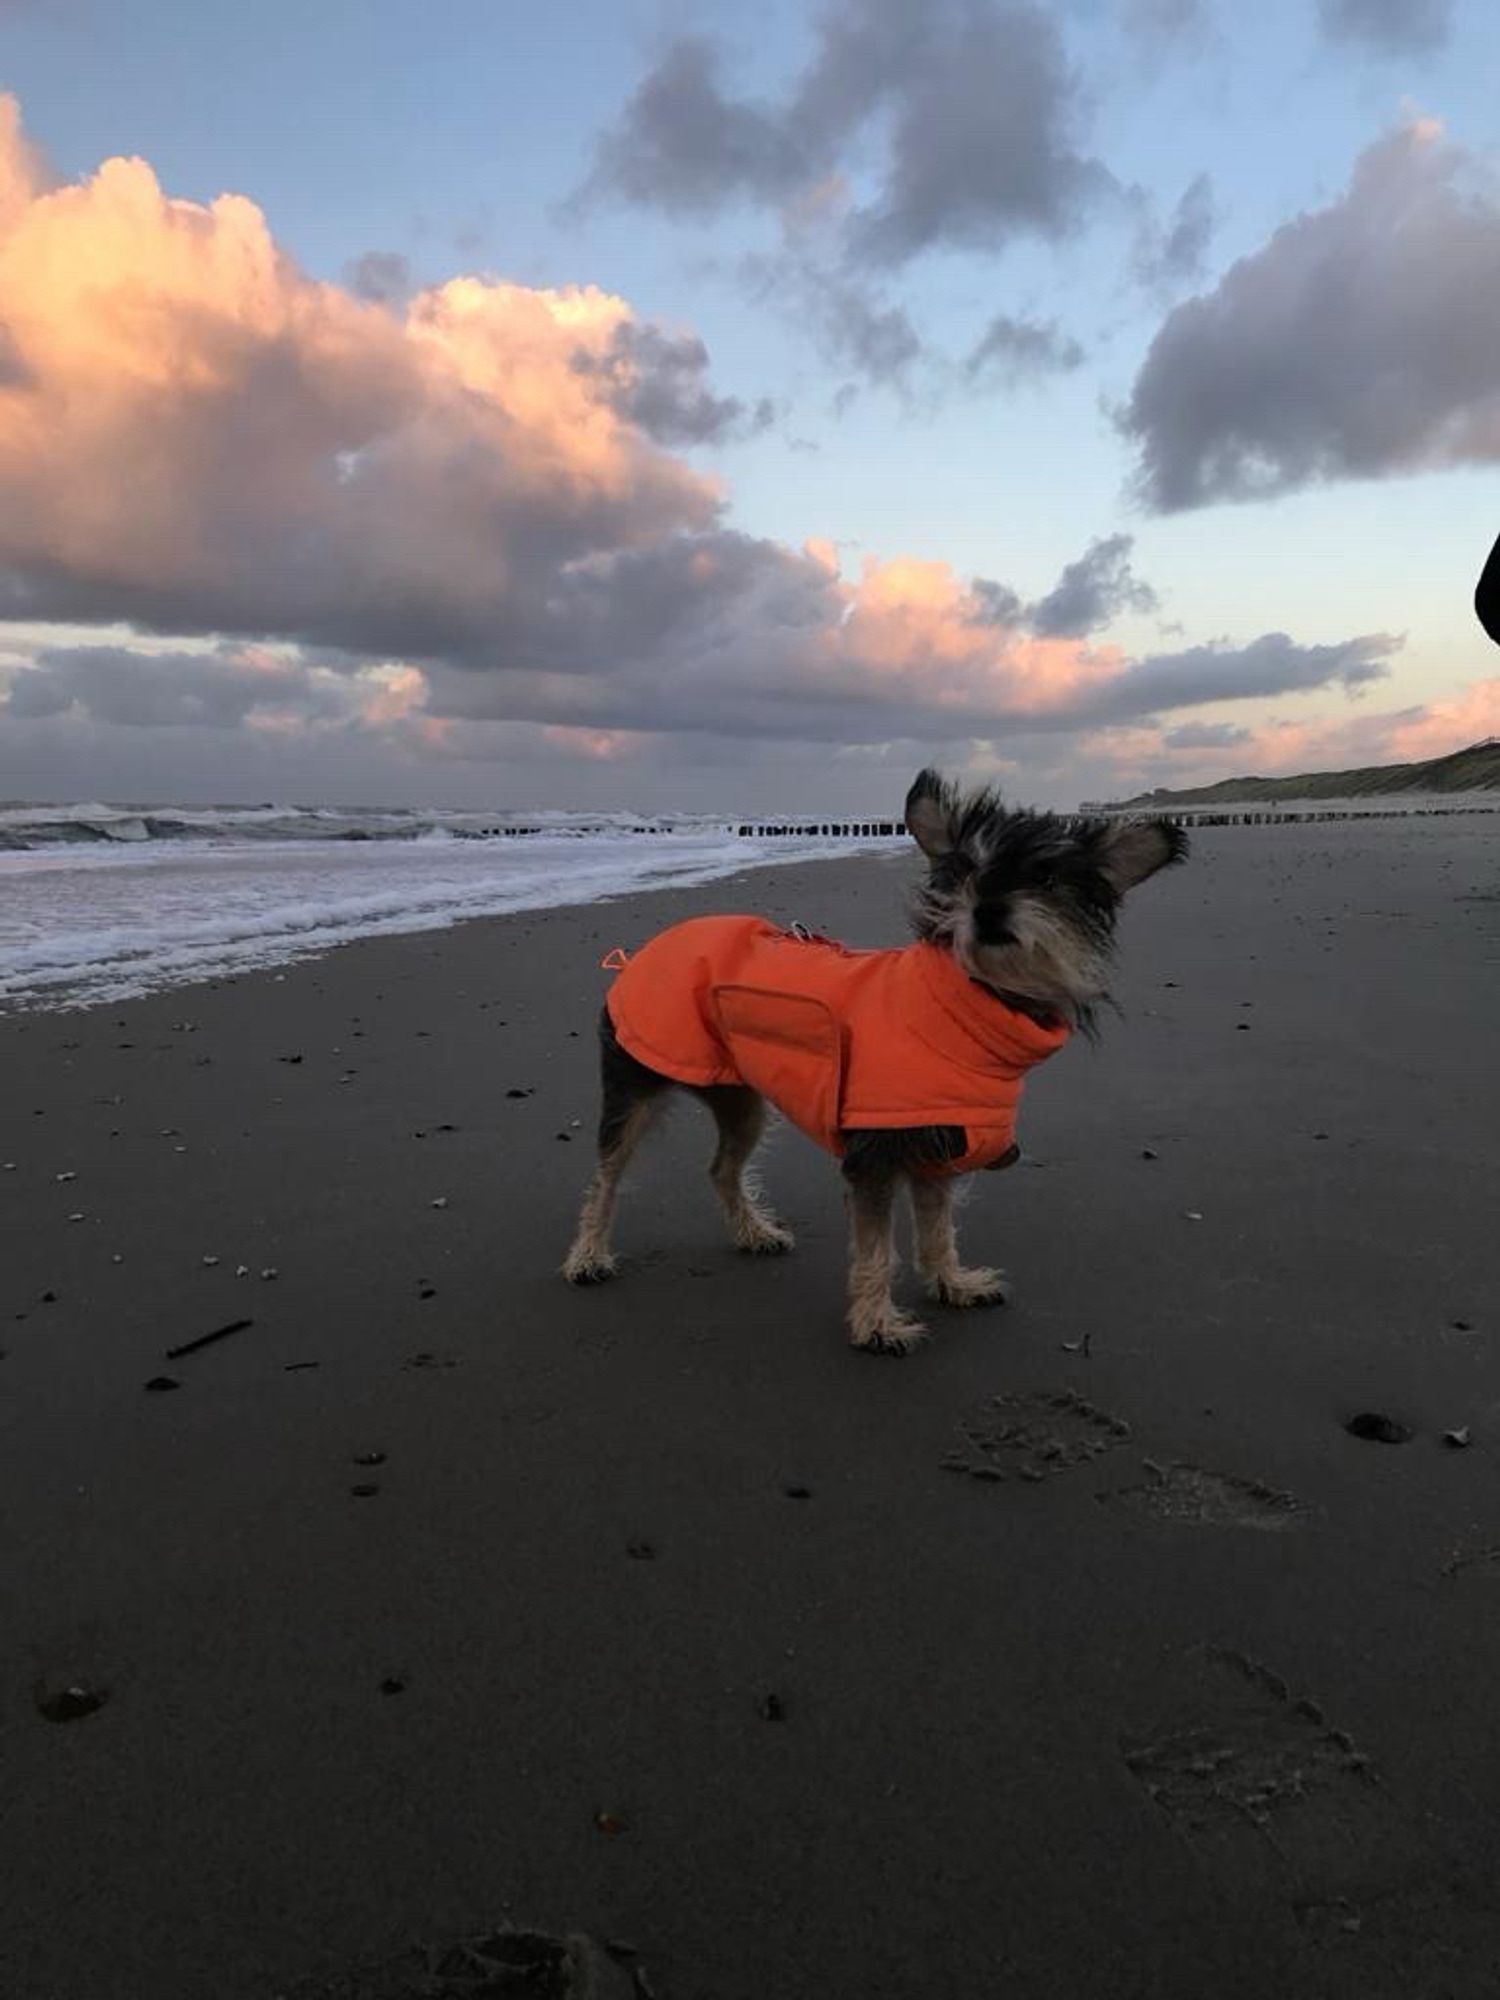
[3,819,1499,1999]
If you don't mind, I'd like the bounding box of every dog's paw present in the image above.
[736,1214,796,1256]
[562,1249,617,1285]
[849,1306,930,1357]
[933,1266,1012,1309]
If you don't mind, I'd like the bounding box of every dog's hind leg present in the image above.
[562,1013,671,1284]
[842,1154,928,1355]
[909,1175,1011,1308]
[699,1085,795,1255]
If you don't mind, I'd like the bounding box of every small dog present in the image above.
[563,769,1188,1353]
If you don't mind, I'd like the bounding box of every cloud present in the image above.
[396,540,1399,746]
[968,578,1025,627]
[0,97,725,660]
[1,642,422,732]
[1127,173,1216,296]
[570,322,774,446]
[1119,122,1500,512]
[1316,0,1452,54]
[1122,0,1214,45]
[0,95,1404,795]
[345,251,412,306]
[577,37,809,219]
[580,0,1112,268]
[1160,721,1253,748]
[825,2,1113,266]
[745,246,1084,407]
[739,241,933,399]
[1025,534,1158,638]
[1096,672,1500,796]
[0,316,32,387]
[964,313,1085,386]
[1076,631,1394,726]
[582,5,1108,401]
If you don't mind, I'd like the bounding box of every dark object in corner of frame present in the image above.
[1477,531,1500,646]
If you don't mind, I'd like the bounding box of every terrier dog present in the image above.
[563,770,1188,1353]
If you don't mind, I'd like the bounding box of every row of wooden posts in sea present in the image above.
[480,802,1499,838]
[728,805,1500,833]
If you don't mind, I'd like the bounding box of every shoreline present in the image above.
[0,842,906,1019]
[4,822,1499,1998]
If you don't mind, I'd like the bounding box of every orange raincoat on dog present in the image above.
[605,915,1070,1177]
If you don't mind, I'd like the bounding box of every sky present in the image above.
[0,0,1497,812]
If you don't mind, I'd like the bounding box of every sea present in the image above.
[0,800,903,1014]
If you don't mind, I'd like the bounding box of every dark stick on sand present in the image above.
[164,1317,254,1360]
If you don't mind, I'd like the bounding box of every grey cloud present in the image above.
[581,1,1112,268]
[965,313,1085,386]
[571,323,774,447]
[2,645,347,729]
[821,281,925,388]
[837,5,1113,265]
[1316,0,1451,53]
[1079,632,1395,726]
[1128,173,1216,295]
[741,250,929,396]
[0,319,33,388]
[345,252,413,306]
[577,37,809,219]
[1119,126,1500,512]
[1,541,1399,788]
[969,577,1025,627]
[0,518,1385,756]
[1123,0,1213,43]
[1161,721,1253,748]
[411,527,1397,745]
[1027,534,1159,638]
[751,256,1088,409]
[479,530,842,684]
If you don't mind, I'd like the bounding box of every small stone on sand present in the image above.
[1345,1412,1411,1444]
[36,1682,109,1723]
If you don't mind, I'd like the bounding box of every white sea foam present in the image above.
[0,820,900,1012]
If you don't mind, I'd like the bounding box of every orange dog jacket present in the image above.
[605,915,1070,1176]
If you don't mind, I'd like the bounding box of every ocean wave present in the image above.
[0,823,903,1011]
[0,799,845,850]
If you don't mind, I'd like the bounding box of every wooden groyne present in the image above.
[1120,803,1500,828]
[467,804,1498,839]
[736,803,1499,834]
[734,821,905,838]
[475,820,908,838]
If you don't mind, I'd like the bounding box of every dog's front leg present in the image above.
[909,1175,1011,1308]
[843,1161,928,1355]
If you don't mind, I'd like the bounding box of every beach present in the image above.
[3,817,1499,1999]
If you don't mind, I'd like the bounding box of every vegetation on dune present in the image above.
[1107,739,1500,809]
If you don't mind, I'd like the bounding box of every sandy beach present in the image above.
[3,818,1499,1999]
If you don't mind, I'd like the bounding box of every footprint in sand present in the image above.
[941,1387,1131,1483]
[273,1923,642,1998]
[1100,1462,1308,1530]
[943,1392,1309,1530]
[1121,1647,1500,1988]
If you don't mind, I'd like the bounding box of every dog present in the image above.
[563,769,1188,1353]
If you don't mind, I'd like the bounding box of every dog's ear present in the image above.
[904,768,961,860]
[1097,817,1189,891]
